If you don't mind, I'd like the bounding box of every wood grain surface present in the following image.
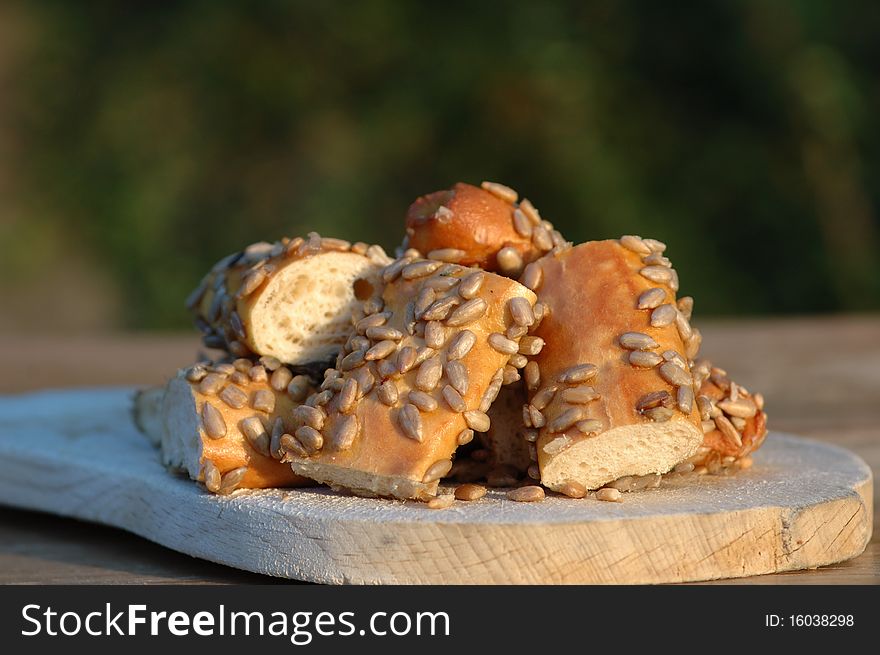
[0,316,878,584]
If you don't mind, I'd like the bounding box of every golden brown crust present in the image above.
[404,182,567,276]
[162,362,315,492]
[188,234,389,362]
[525,239,703,490]
[279,257,537,500]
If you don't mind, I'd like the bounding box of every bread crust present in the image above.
[161,364,315,492]
[525,239,704,491]
[280,257,537,500]
[404,182,566,275]
[189,234,390,364]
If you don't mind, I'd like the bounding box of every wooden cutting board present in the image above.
[0,387,871,584]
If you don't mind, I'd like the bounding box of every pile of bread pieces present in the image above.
[134,181,767,507]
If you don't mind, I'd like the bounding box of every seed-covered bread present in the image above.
[132,386,165,447]
[279,256,538,500]
[161,359,316,493]
[403,181,567,277]
[188,234,391,365]
[686,359,768,470]
[522,238,704,492]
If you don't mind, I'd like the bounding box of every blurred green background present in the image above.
[1,0,878,332]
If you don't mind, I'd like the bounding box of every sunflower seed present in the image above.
[650,304,677,327]
[202,333,226,350]
[198,373,226,395]
[421,296,460,321]
[479,372,504,413]
[517,336,544,357]
[352,367,374,396]
[239,416,268,453]
[729,382,740,403]
[596,487,622,502]
[446,298,488,327]
[406,389,436,412]
[382,258,410,283]
[455,483,487,501]
[531,224,553,251]
[520,262,543,291]
[637,390,672,410]
[232,358,252,373]
[576,419,603,435]
[237,269,266,298]
[675,311,693,341]
[644,406,674,422]
[543,436,572,455]
[696,395,713,421]
[496,247,524,276]
[340,349,367,371]
[557,363,599,383]
[715,415,742,447]
[440,385,466,412]
[218,466,248,494]
[500,365,519,385]
[329,415,358,451]
[548,407,585,433]
[295,425,324,453]
[677,296,694,320]
[507,325,528,339]
[364,327,403,343]
[561,386,600,404]
[643,252,671,267]
[618,235,651,255]
[445,330,476,361]
[278,433,307,459]
[488,333,518,355]
[685,329,702,359]
[219,385,248,409]
[507,297,535,327]
[422,459,453,484]
[376,380,398,410]
[731,416,747,430]
[524,361,540,390]
[201,402,227,438]
[293,404,325,430]
[331,378,356,414]
[441,361,468,397]
[558,481,587,498]
[356,312,390,334]
[346,335,370,353]
[753,392,765,411]
[531,385,557,410]
[251,389,274,413]
[427,494,455,510]
[457,428,474,445]
[229,312,247,341]
[456,272,483,300]
[701,420,716,433]
[481,180,518,203]
[269,418,285,459]
[628,351,663,368]
[398,404,423,441]
[527,442,538,460]
[512,208,534,238]
[639,266,673,284]
[643,238,666,253]
[362,297,385,316]
[413,288,436,319]
[186,365,208,383]
[717,397,758,419]
[413,356,442,392]
[464,410,491,432]
[637,287,667,310]
[286,375,311,402]
[677,385,695,414]
[229,371,249,387]
[210,362,235,375]
[402,260,441,280]
[619,332,658,350]
[427,248,466,263]
[659,362,691,386]
[507,486,544,502]
[363,340,396,362]
[669,269,680,292]
[202,459,222,492]
[248,365,268,383]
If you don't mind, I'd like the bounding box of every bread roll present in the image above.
[403,182,567,277]
[132,386,164,447]
[279,256,537,500]
[687,359,768,470]
[523,238,703,492]
[161,359,316,493]
[188,234,391,364]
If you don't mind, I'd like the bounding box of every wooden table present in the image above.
[0,317,877,584]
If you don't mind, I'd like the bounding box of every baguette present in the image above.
[523,238,704,492]
[404,182,567,277]
[188,234,391,364]
[161,359,316,493]
[279,256,537,500]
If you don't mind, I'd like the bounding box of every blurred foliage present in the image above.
[3,0,880,329]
